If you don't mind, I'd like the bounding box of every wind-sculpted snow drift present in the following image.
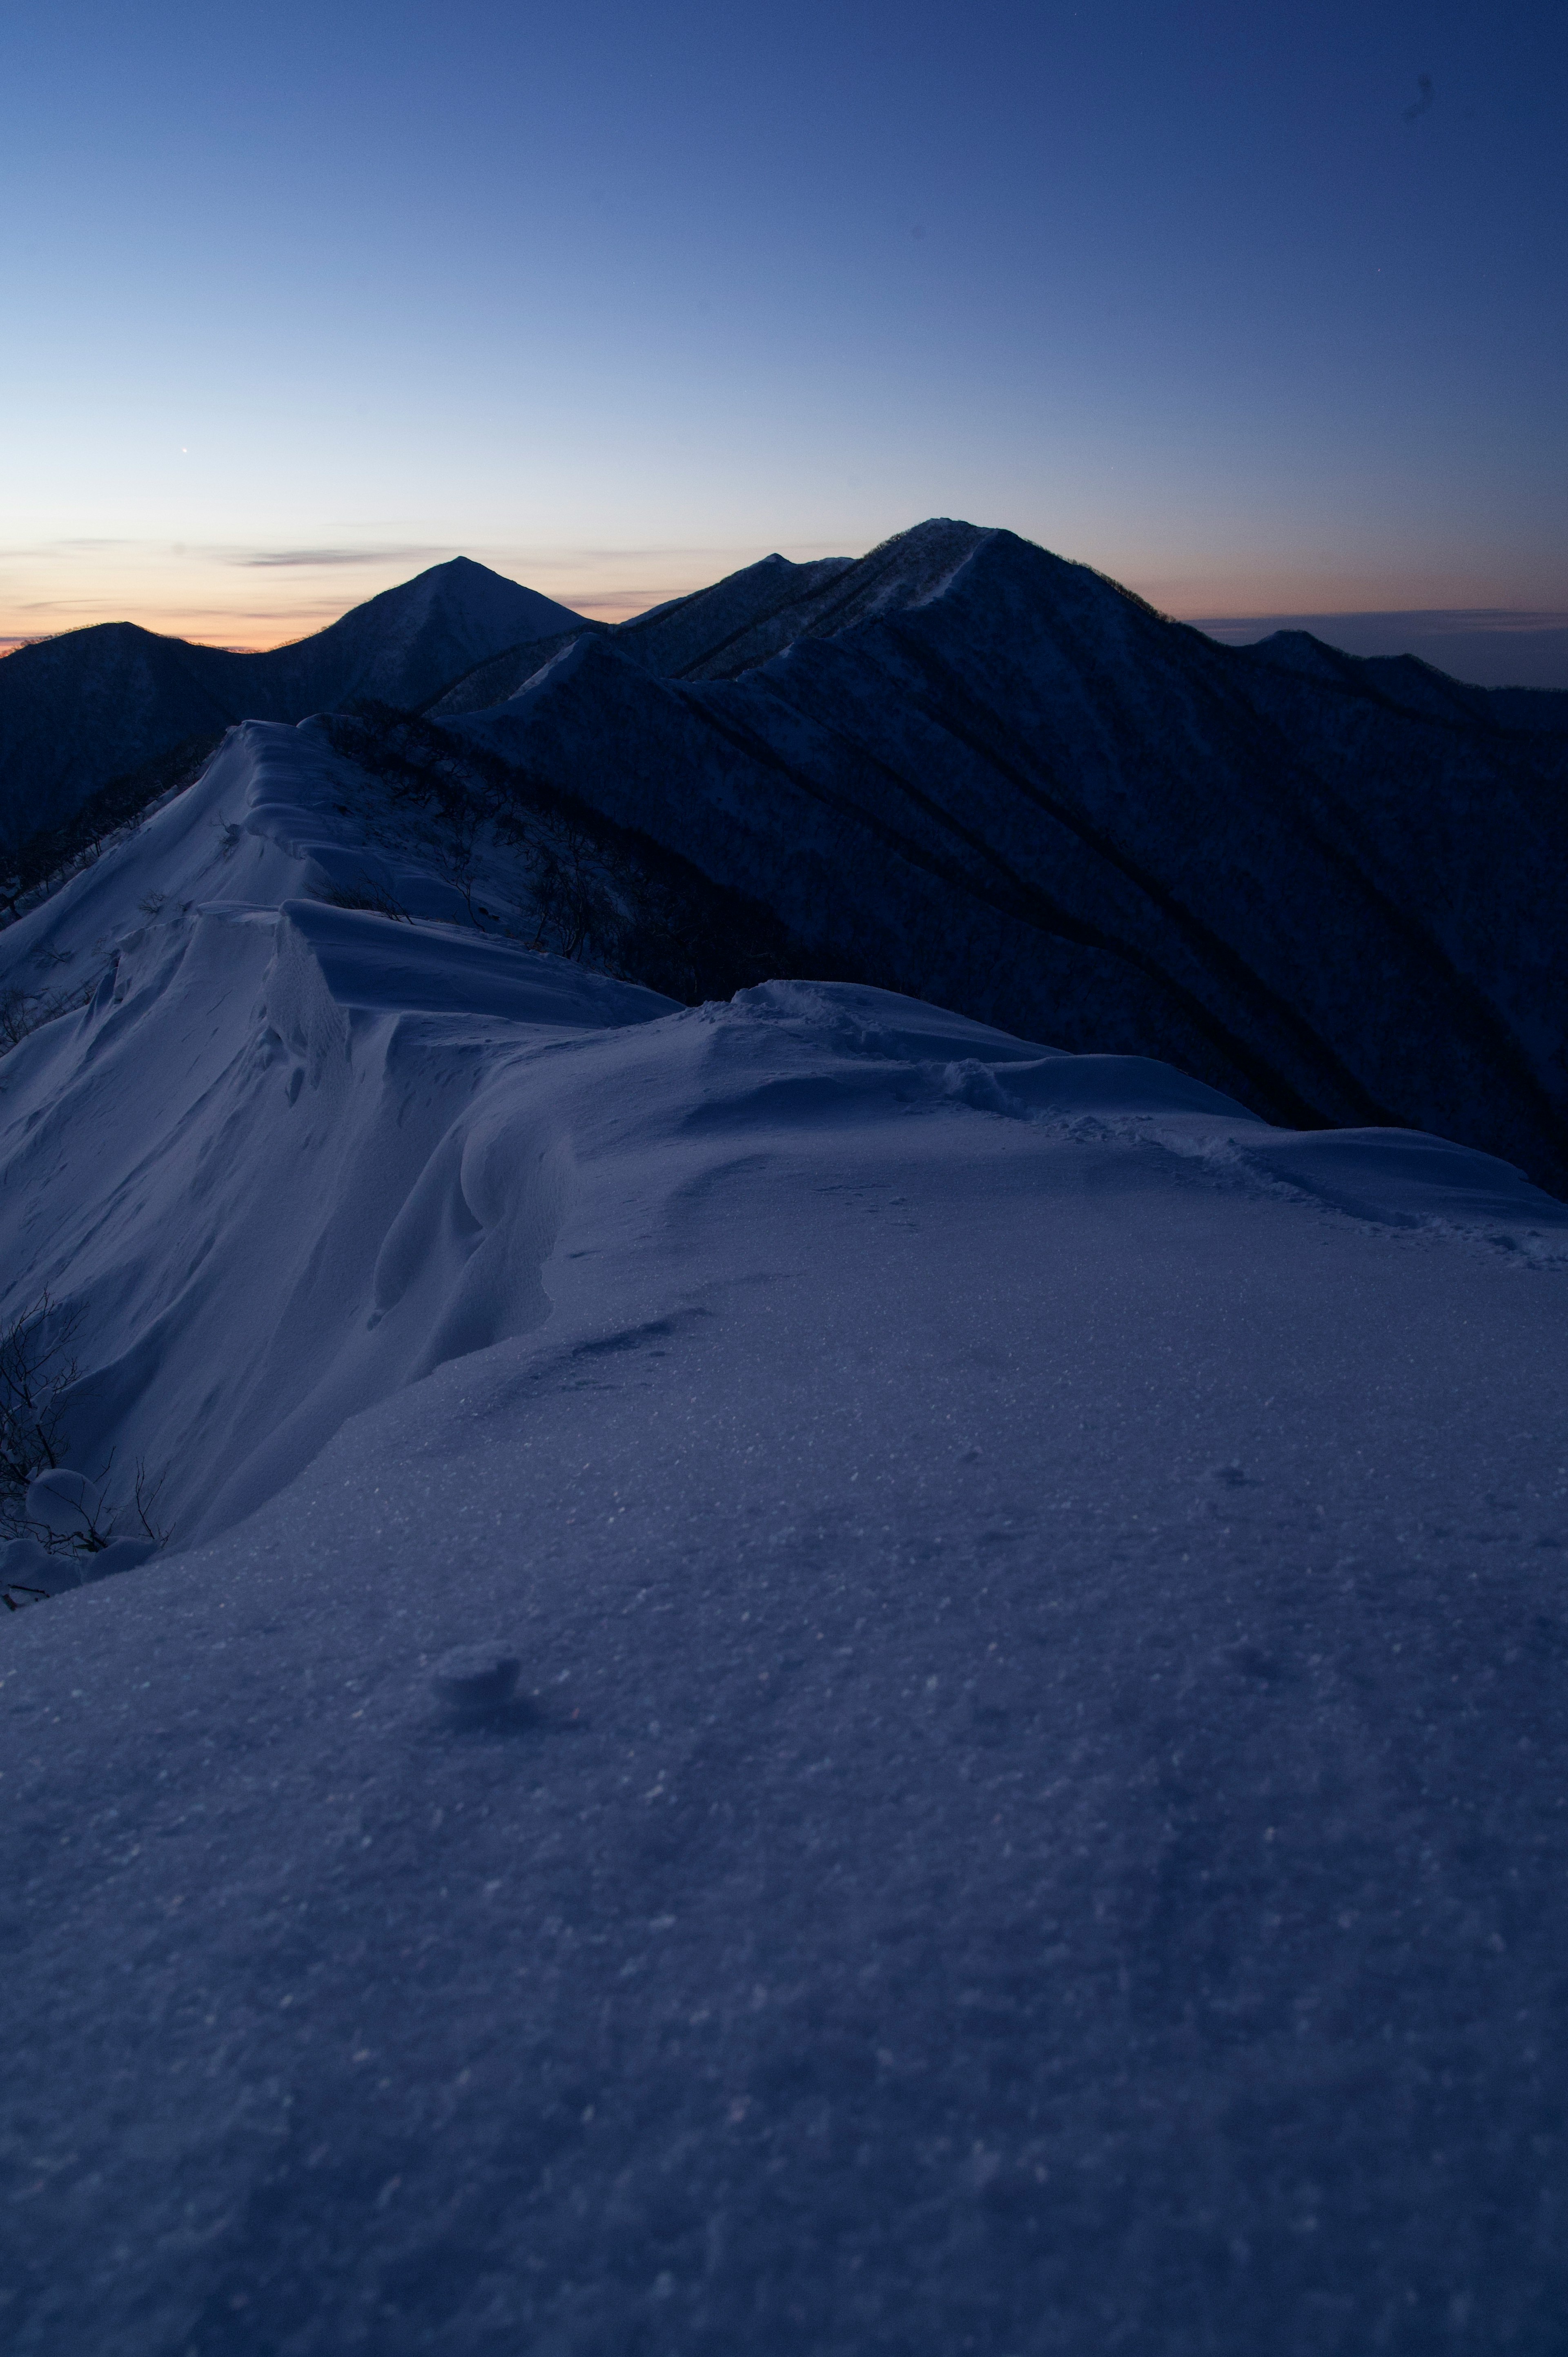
[2,716,1568,2351]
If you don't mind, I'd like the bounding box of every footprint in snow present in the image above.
[430,1643,526,1721]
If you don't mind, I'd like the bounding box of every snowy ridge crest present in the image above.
[0,720,1563,1585]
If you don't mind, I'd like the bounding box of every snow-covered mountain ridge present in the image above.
[3,584,1568,2352]
[3,714,1563,1583]
[10,521,1567,1195]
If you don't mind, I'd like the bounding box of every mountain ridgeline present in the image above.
[0,558,583,852]
[6,523,1567,1194]
[438,522,1568,1195]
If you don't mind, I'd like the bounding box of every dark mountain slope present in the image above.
[220,556,578,715]
[0,624,238,859]
[447,521,1568,1193]
[614,549,863,679]
[0,558,581,852]
[423,550,864,718]
[421,618,613,718]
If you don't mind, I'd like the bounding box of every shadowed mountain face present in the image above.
[439,522,1568,1194]
[0,559,583,850]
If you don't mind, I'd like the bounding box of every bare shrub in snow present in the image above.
[0,1291,84,1554]
[0,1294,170,1607]
[326,882,413,923]
[0,977,98,1061]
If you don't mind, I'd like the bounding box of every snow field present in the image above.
[1,720,1566,2351]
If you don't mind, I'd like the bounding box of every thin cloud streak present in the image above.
[235,546,459,569]
[569,591,684,618]
[1196,608,1568,638]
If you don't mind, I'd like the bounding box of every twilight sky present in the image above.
[4,0,1566,649]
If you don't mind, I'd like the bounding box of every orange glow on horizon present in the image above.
[0,586,681,653]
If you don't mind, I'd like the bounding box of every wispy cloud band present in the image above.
[234,546,458,569]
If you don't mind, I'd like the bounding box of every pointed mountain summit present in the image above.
[0,558,584,848]
[253,557,584,714]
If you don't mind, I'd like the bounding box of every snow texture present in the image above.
[1,720,1567,2352]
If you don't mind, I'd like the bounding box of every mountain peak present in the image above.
[0,562,589,847]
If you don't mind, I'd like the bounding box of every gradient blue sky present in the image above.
[4,0,1565,646]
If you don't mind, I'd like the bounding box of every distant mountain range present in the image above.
[0,558,582,849]
[1199,607,1568,693]
[6,522,1568,1192]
